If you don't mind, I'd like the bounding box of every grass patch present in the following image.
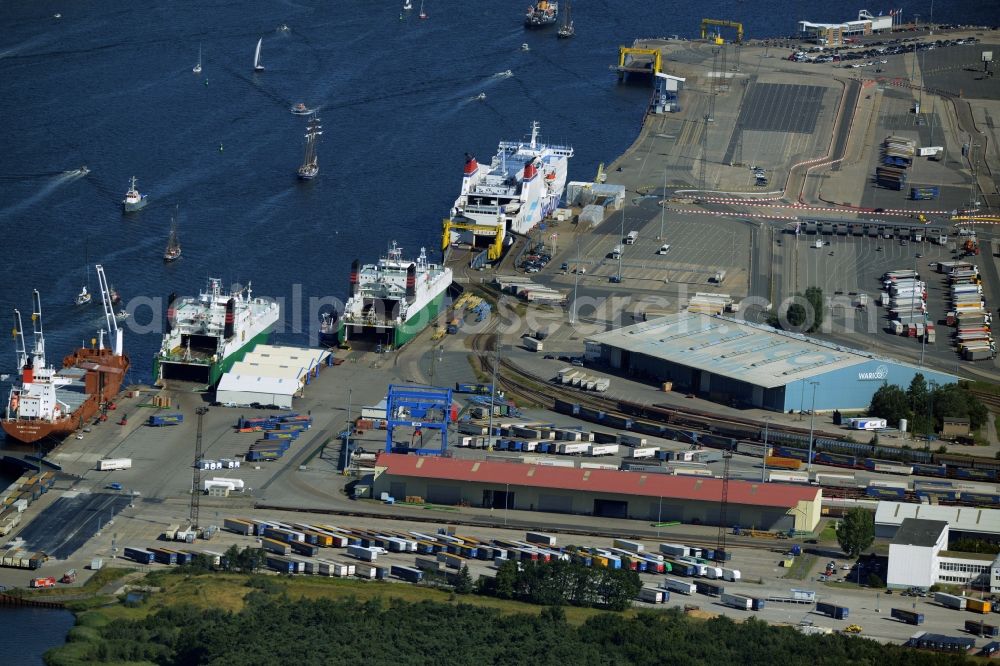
[817,520,839,544]
[70,571,632,628]
[782,554,817,581]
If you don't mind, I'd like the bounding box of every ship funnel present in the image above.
[224,297,236,339]
[166,292,178,335]
[463,153,478,175]
[523,159,537,181]
[349,259,360,296]
[22,355,33,385]
[405,263,417,303]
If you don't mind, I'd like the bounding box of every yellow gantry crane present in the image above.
[701,19,744,44]
[441,218,505,262]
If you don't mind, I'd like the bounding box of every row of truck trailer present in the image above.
[882,269,935,343]
[937,261,996,361]
[128,518,988,627]
[235,413,313,462]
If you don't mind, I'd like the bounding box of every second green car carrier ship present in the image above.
[339,242,452,350]
[154,278,279,386]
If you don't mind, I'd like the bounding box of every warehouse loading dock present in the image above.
[373,453,822,531]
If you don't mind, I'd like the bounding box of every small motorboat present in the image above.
[75,286,91,306]
[476,92,486,101]
[290,102,314,115]
[521,43,530,51]
[116,310,129,321]
[277,24,290,32]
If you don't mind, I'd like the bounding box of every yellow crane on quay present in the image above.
[441,218,505,262]
[701,18,744,44]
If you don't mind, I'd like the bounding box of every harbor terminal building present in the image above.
[886,517,1000,593]
[584,313,958,413]
[373,453,822,531]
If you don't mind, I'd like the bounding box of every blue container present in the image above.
[816,602,849,619]
[124,547,155,565]
[751,598,766,611]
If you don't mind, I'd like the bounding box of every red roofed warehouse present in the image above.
[374,453,822,531]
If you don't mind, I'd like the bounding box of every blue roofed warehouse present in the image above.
[584,313,958,413]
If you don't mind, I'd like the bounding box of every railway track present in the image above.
[471,325,843,446]
[969,389,1000,412]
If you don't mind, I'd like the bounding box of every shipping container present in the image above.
[149,548,178,565]
[891,608,924,625]
[524,532,556,547]
[148,413,184,426]
[390,565,424,583]
[347,545,379,561]
[965,620,999,637]
[765,456,802,470]
[720,593,752,610]
[661,577,696,595]
[97,458,132,471]
[694,580,724,596]
[935,592,967,610]
[265,555,295,574]
[122,547,155,565]
[967,599,992,614]
[816,601,849,620]
[618,434,648,447]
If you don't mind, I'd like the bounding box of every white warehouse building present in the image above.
[887,518,1000,592]
[215,344,332,409]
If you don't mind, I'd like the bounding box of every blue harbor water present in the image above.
[0,606,76,665]
[0,0,994,657]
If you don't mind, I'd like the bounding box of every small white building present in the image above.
[215,344,332,409]
[887,518,1000,592]
[215,374,299,409]
[887,518,949,590]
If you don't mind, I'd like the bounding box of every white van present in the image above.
[657,244,671,255]
[610,245,622,259]
[625,230,639,245]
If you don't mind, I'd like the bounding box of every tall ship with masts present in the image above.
[3,267,130,444]
[297,115,321,180]
[338,243,452,350]
[164,217,181,262]
[153,278,279,386]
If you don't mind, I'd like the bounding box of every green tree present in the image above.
[868,384,911,427]
[493,560,517,599]
[786,303,807,329]
[907,373,928,410]
[836,508,875,558]
[454,565,473,594]
[804,286,824,332]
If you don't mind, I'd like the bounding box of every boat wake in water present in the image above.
[0,172,87,217]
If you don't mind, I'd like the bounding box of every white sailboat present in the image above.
[418,0,427,19]
[253,37,264,72]
[403,0,412,9]
[193,44,202,73]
